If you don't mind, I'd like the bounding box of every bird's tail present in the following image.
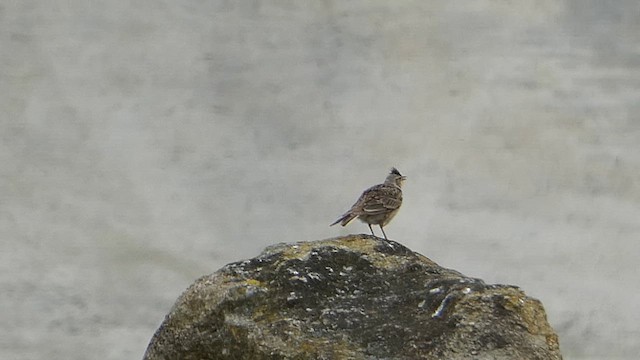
[330,212,357,227]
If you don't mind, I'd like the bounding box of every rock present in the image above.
[143,235,562,360]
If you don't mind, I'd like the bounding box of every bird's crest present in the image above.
[390,167,402,176]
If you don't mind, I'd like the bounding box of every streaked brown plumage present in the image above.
[330,168,406,239]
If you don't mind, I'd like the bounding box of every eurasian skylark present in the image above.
[330,168,406,239]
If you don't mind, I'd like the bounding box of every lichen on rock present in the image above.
[143,235,562,359]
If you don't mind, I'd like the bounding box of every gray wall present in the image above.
[2,1,639,359]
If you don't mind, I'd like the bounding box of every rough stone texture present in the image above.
[143,235,562,360]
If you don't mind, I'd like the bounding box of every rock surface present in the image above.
[143,235,562,359]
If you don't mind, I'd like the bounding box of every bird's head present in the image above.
[386,167,406,188]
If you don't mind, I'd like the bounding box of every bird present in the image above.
[330,167,406,240]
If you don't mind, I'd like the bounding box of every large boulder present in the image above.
[143,235,562,359]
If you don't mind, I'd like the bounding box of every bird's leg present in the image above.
[368,224,376,237]
[379,225,388,240]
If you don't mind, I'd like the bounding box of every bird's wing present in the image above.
[353,184,402,215]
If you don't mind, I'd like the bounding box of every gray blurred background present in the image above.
[1,1,639,359]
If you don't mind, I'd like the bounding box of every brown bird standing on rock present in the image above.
[331,168,406,240]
